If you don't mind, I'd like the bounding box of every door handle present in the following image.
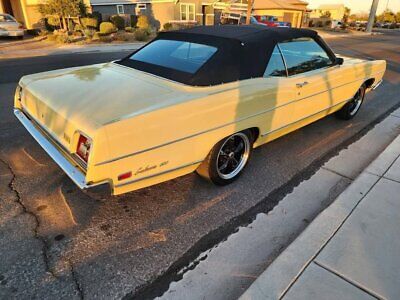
[296,81,309,88]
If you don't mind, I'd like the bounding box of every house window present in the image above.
[137,3,147,10]
[180,3,195,21]
[117,5,124,14]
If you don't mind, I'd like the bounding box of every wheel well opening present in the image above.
[364,78,375,88]
[249,127,260,143]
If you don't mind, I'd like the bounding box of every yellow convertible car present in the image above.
[14,26,385,195]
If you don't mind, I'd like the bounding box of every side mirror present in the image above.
[335,57,344,65]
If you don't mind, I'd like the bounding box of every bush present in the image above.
[316,21,323,27]
[110,15,125,30]
[83,28,95,38]
[125,26,134,32]
[100,22,117,34]
[99,35,113,43]
[113,32,131,41]
[74,24,83,32]
[137,15,150,29]
[47,15,61,27]
[81,17,98,29]
[130,15,138,27]
[134,28,150,41]
[92,32,100,41]
[163,22,173,31]
[47,33,57,42]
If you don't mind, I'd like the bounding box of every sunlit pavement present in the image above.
[241,131,400,300]
[0,32,399,299]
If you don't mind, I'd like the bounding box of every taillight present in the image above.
[18,25,24,29]
[76,134,91,163]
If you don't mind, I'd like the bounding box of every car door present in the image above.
[278,38,341,122]
[260,45,299,139]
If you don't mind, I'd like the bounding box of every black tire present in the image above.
[336,84,366,120]
[196,130,253,185]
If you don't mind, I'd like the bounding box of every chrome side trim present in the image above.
[14,109,104,189]
[97,74,382,166]
[276,44,289,77]
[114,160,203,188]
[261,98,350,137]
[371,79,383,90]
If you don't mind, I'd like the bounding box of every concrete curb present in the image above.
[0,36,46,49]
[240,109,400,300]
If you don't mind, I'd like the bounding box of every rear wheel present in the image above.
[197,130,253,185]
[336,84,366,120]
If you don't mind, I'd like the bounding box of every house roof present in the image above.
[118,25,334,86]
[253,0,307,11]
[316,4,345,10]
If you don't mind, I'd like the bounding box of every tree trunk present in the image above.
[246,0,254,25]
[62,17,67,31]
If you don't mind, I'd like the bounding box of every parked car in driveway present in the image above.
[220,12,266,26]
[0,14,24,39]
[14,25,386,195]
[254,15,291,27]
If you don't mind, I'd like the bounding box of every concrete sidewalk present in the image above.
[240,113,400,299]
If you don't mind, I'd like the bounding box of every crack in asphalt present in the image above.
[69,260,84,300]
[0,157,58,279]
[0,157,86,299]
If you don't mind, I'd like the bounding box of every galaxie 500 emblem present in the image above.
[135,161,169,176]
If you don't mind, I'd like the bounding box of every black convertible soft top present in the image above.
[118,25,336,86]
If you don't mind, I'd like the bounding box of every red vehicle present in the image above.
[254,15,291,27]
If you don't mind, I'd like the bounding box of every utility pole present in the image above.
[366,0,380,33]
[246,0,254,24]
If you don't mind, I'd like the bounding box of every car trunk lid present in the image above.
[19,63,176,150]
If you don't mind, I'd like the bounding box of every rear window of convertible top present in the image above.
[127,39,218,74]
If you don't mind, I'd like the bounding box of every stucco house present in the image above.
[0,0,91,29]
[309,4,346,21]
[0,0,308,30]
[90,0,308,29]
[253,0,308,28]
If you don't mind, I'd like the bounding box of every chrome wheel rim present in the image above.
[216,133,250,180]
[349,88,363,116]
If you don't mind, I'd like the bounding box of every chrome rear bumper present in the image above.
[14,109,91,189]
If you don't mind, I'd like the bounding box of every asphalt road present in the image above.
[0,31,399,299]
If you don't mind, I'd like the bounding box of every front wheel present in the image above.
[336,84,366,120]
[196,130,253,185]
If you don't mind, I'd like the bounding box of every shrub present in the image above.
[114,32,131,41]
[92,32,100,41]
[110,15,125,30]
[74,24,83,32]
[47,15,61,28]
[56,34,71,43]
[81,17,98,29]
[163,22,173,31]
[83,28,95,38]
[89,12,102,26]
[316,21,323,27]
[47,33,57,42]
[100,22,116,34]
[134,28,150,41]
[137,15,150,29]
[130,15,138,27]
[125,26,134,32]
[99,35,113,43]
